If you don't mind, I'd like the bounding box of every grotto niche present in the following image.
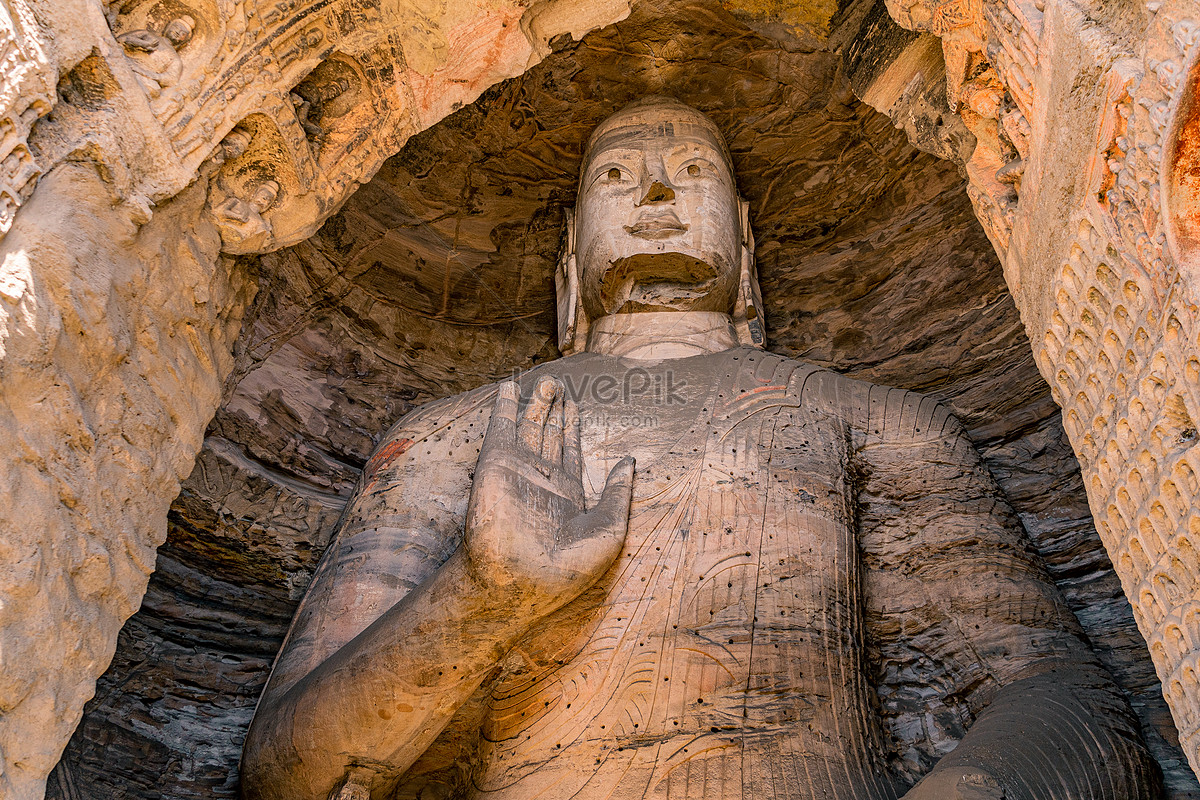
[239,95,1162,800]
[44,2,1199,799]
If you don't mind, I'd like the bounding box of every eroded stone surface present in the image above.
[2,2,637,794]
[6,0,1200,791]
[236,96,1160,800]
[0,164,254,800]
[874,0,1200,780]
[48,4,1198,797]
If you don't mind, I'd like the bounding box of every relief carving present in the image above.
[290,54,360,152]
[0,0,55,235]
[886,0,1032,255]
[206,112,294,252]
[1003,0,1200,779]
[10,0,1200,795]
[115,15,194,101]
[212,178,278,250]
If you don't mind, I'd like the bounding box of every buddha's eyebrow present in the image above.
[584,149,643,172]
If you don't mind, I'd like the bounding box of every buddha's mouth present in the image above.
[624,213,688,239]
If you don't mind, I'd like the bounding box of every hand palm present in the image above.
[464,377,634,614]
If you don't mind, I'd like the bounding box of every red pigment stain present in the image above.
[1171,58,1200,259]
[363,437,414,489]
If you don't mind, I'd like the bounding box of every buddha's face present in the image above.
[250,180,280,213]
[575,100,741,319]
[163,16,194,46]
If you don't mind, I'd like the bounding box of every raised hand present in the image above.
[463,376,635,620]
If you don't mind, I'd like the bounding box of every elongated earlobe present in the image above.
[732,198,765,348]
[555,208,590,354]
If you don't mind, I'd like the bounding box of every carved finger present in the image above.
[518,376,560,453]
[562,399,582,478]
[556,457,635,574]
[482,380,520,451]
[542,393,565,464]
[593,457,635,533]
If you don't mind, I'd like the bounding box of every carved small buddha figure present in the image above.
[213,180,278,251]
[240,97,1160,800]
[116,15,193,99]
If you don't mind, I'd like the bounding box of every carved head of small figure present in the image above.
[219,129,253,162]
[558,96,763,353]
[163,15,195,47]
[250,180,280,214]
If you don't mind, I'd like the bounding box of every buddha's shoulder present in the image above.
[712,347,869,403]
[364,382,500,474]
[730,348,959,435]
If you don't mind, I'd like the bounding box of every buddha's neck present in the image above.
[585,311,739,360]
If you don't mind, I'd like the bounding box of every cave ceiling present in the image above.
[47,2,1200,798]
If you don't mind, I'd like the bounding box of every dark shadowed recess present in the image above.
[49,1,1199,797]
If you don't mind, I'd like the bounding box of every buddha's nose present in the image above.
[636,180,675,206]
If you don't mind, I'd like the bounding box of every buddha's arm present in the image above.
[854,388,1160,799]
[240,378,634,800]
[240,546,540,800]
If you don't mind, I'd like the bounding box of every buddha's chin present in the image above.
[611,285,715,313]
[595,252,734,315]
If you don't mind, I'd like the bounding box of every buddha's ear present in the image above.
[733,197,765,348]
[555,207,590,354]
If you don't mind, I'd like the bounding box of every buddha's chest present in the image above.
[558,353,855,520]
[485,356,864,746]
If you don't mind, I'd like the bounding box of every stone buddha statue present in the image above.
[240,97,1160,800]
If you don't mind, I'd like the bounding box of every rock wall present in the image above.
[864,0,1200,777]
[0,1,636,797]
[0,165,253,800]
[5,0,1200,796]
[45,3,1200,795]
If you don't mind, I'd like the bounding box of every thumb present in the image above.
[557,456,635,550]
[593,456,635,533]
[554,457,635,580]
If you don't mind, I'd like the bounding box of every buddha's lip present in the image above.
[624,217,689,238]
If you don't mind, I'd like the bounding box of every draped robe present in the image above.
[262,348,1153,800]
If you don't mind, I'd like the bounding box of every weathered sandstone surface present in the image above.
[46,3,1200,797]
[0,0,1197,796]
[0,167,253,800]
[0,1,633,797]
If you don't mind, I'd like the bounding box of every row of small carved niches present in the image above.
[86,0,418,252]
[884,0,1040,258]
[1032,0,1200,779]
[1046,209,1200,780]
[0,99,51,234]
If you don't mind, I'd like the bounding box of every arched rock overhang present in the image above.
[1,0,1200,797]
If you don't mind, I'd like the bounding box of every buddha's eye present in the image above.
[687,164,701,177]
[607,167,622,180]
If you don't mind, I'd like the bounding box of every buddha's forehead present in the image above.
[582,100,732,171]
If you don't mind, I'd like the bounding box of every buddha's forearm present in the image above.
[240,547,533,800]
[918,667,1158,799]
